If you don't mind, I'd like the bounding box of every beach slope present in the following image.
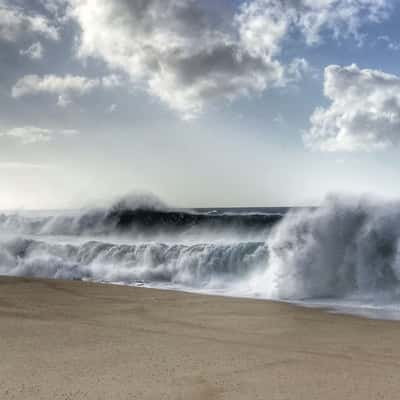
[1,277,400,399]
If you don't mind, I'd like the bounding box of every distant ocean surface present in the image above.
[2,196,400,320]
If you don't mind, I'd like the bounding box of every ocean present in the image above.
[2,196,400,320]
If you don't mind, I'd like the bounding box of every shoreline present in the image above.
[1,276,400,399]
[72,279,400,322]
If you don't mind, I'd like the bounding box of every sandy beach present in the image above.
[0,277,399,400]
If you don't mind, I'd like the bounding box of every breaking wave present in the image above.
[0,238,267,287]
[251,195,400,300]
[3,194,400,318]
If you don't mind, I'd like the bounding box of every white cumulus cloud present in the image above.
[65,0,390,119]
[12,74,101,107]
[12,74,100,98]
[0,126,53,144]
[304,64,400,152]
[0,1,59,41]
[68,0,285,119]
[0,126,80,144]
[11,73,124,106]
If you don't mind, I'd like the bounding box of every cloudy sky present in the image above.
[2,0,400,209]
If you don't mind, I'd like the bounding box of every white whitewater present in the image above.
[2,195,400,320]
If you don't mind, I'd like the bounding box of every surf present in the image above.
[3,194,400,319]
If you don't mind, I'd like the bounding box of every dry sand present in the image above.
[1,276,400,399]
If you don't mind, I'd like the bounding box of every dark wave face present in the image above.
[105,208,283,233]
[0,204,284,237]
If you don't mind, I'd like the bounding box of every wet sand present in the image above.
[1,276,400,399]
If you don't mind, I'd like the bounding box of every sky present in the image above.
[2,0,400,209]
